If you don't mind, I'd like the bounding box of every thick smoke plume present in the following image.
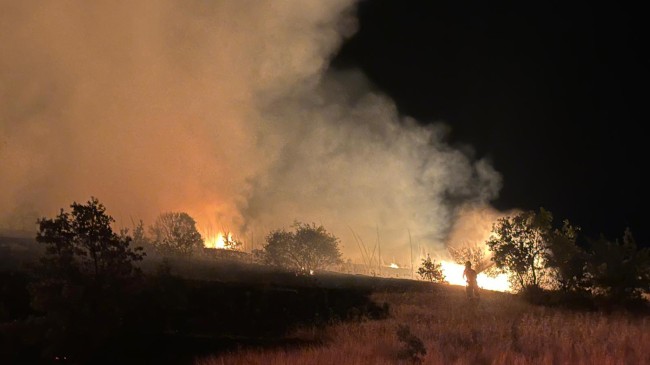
[0,0,501,262]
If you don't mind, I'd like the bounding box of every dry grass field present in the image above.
[197,283,650,365]
[2,234,648,364]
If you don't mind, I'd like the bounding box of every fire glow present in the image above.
[204,232,233,249]
[440,260,511,292]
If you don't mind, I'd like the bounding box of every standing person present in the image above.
[462,261,480,300]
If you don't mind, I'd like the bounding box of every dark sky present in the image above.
[332,0,647,245]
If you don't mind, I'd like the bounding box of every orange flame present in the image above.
[440,260,511,292]
[204,231,233,249]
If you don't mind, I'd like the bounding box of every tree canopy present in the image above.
[587,229,650,302]
[261,221,342,273]
[417,255,446,283]
[149,212,203,255]
[486,208,581,291]
[35,197,144,281]
[545,219,589,292]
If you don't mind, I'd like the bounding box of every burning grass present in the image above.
[197,283,650,365]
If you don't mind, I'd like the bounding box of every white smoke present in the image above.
[0,0,501,261]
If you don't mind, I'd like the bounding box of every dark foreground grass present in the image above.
[197,283,650,365]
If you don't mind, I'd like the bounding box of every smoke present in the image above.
[445,205,519,251]
[0,0,501,261]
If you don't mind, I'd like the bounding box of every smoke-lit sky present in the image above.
[1,0,509,263]
[333,0,648,246]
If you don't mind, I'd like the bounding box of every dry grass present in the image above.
[196,284,650,365]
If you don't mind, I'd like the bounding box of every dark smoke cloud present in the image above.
[0,0,500,262]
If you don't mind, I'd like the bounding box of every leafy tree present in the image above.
[545,220,589,292]
[31,197,144,359]
[586,229,650,303]
[35,197,144,281]
[149,212,203,255]
[487,208,584,293]
[486,208,554,291]
[261,221,342,273]
[417,255,445,283]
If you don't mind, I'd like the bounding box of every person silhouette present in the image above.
[462,261,480,300]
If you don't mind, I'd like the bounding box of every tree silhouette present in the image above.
[546,220,588,292]
[417,255,445,283]
[149,212,203,255]
[31,197,144,360]
[35,197,144,281]
[261,221,342,273]
[586,228,650,303]
[487,208,581,292]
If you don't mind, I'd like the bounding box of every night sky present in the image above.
[332,0,647,245]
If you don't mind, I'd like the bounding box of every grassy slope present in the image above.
[198,278,650,365]
[3,236,648,364]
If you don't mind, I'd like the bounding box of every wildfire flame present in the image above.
[204,231,233,249]
[440,260,511,292]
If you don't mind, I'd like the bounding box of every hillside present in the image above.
[197,279,649,365]
[2,235,648,364]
